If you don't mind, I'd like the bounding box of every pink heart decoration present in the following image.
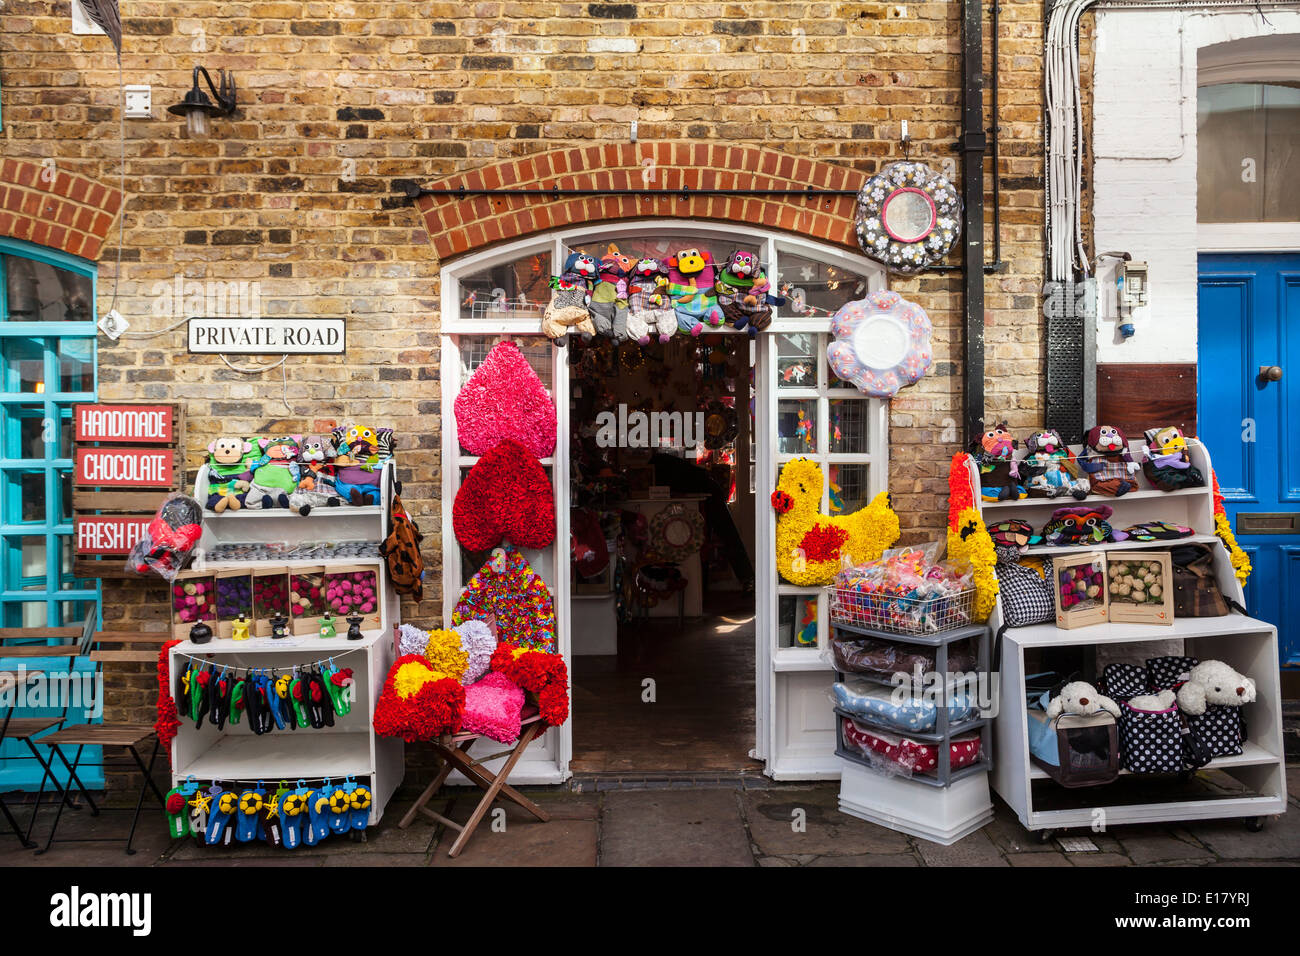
[454,342,557,458]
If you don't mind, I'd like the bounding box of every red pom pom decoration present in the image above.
[453,439,556,551]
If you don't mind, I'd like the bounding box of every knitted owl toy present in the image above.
[589,243,635,342]
[970,422,1026,501]
[1022,428,1089,500]
[1141,425,1205,492]
[626,257,676,344]
[289,435,343,516]
[1078,424,1139,496]
[1041,504,1129,546]
[203,436,256,512]
[664,247,724,336]
[245,436,300,510]
[542,251,598,346]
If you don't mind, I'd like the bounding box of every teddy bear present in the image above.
[541,251,598,346]
[1045,680,1122,719]
[1141,425,1205,492]
[1175,660,1256,716]
[1022,428,1090,500]
[663,247,724,336]
[588,243,635,342]
[244,436,300,510]
[625,257,677,344]
[288,434,343,516]
[1078,424,1140,496]
[203,436,256,512]
[1126,689,1176,712]
[970,421,1026,501]
[713,249,784,337]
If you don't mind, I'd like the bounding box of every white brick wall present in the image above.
[1091,10,1300,363]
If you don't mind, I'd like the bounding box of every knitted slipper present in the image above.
[205,787,238,846]
[303,786,331,845]
[289,672,311,729]
[163,785,189,839]
[234,787,264,842]
[245,673,266,735]
[325,783,352,834]
[280,783,310,850]
[209,667,231,730]
[228,677,245,726]
[187,787,211,841]
[269,672,291,731]
[325,664,354,716]
[309,670,333,728]
[261,787,285,849]
[193,666,212,730]
[347,780,371,831]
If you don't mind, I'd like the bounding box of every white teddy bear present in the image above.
[1045,680,1122,719]
[1175,661,1256,716]
[1126,689,1176,712]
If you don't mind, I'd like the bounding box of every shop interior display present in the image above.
[963,434,1287,837]
[825,290,933,399]
[853,160,963,272]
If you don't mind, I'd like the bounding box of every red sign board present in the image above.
[75,447,175,487]
[74,404,175,444]
[75,516,152,555]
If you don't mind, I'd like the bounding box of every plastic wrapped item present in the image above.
[252,566,291,637]
[171,571,217,639]
[831,680,975,733]
[828,543,975,634]
[841,718,983,777]
[323,565,380,630]
[829,633,977,677]
[289,566,327,636]
[215,569,252,639]
[127,493,203,582]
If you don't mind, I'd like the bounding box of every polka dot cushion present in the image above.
[842,719,982,775]
[832,681,975,734]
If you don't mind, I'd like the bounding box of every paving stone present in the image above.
[984,802,1053,853]
[599,789,752,867]
[161,855,325,867]
[1008,853,1071,866]
[1188,812,1300,861]
[1070,852,1133,866]
[807,853,920,867]
[1117,828,1214,865]
[916,829,1008,867]
[742,786,910,857]
[432,819,597,867]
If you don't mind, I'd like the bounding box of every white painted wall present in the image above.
[1091,10,1300,364]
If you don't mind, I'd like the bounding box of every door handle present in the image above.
[1258,365,1283,383]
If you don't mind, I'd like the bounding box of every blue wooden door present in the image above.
[1198,253,1300,668]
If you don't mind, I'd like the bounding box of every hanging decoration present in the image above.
[454,342,557,459]
[647,502,706,562]
[826,290,933,400]
[452,546,558,653]
[1211,471,1252,584]
[155,639,183,760]
[772,457,900,586]
[701,398,738,450]
[854,161,962,273]
[946,453,1000,622]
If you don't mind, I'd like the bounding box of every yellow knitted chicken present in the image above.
[772,457,900,586]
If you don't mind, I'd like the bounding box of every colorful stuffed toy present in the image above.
[1040,504,1129,546]
[663,247,724,336]
[288,435,342,516]
[1141,425,1205,492]
[541,251,598,345]
[245,436,300,510]
[332,424,387,506]
[1022,429,1089,500]
[203,436,255,512]
[589,243,635,342]
[1078,424,1139,496]
[626,257,676,344]
[970,422,1026,501]
[713,250,783,337]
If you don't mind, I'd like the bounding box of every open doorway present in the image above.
[567,326,760,773]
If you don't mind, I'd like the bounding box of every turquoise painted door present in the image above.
[0,239,102,790]
[1197,253,1300,668]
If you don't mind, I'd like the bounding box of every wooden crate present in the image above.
[72,404,187,581]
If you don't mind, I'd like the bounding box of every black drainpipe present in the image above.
[960,0,988,446]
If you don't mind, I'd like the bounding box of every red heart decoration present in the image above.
[453,439,555,551]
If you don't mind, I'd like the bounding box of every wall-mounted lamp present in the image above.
[167,66,237,139]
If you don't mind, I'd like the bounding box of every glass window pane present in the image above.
[829,398,871,455]
[828,463,872,515]
[773,252,871,319]
[58,337,95,394]
[458,251,551,320]
[3,337,47,394]
[777,399,818,454]
[58,471,72,522]
[778,594,819,649]
[2,255,92,323]
[4,470,48,524]
[775,333,818,389]
[1197,82,1300,222]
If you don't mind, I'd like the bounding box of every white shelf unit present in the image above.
[169,461,403,824]
[976,439,1288,835]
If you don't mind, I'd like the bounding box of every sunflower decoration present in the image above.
[701,398,739,450]
[1210,471,1252,584]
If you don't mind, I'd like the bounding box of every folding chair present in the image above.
[0,613,97,848]
[34,627,172,856]
[398,710,550,858]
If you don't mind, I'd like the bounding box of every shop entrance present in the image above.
[438,222,888,781]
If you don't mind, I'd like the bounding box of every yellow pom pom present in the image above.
[392,658,437,699]
[424,628,469,682]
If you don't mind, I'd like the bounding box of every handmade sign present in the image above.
[854,161,962,273]
[75,404,175,444]
[826,291,932,399]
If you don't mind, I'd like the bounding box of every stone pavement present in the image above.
[1,766,1296,867]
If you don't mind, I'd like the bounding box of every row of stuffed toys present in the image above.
[970,423,1205,503]
[543,244,787,345]
[203,423,395,515]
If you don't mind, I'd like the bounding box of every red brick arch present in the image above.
[0,159,123,260]
[414,143,868,262]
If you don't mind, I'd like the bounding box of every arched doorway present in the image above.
[439,221,889,781]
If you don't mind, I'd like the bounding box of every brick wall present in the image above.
[2,1,1049,790]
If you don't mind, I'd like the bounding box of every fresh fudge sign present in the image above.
[187,317,346,355]
[74,404,175,444]
[76,516,151,555]
[75,447,175,487]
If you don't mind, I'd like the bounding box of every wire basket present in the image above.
[826,585,976,636]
